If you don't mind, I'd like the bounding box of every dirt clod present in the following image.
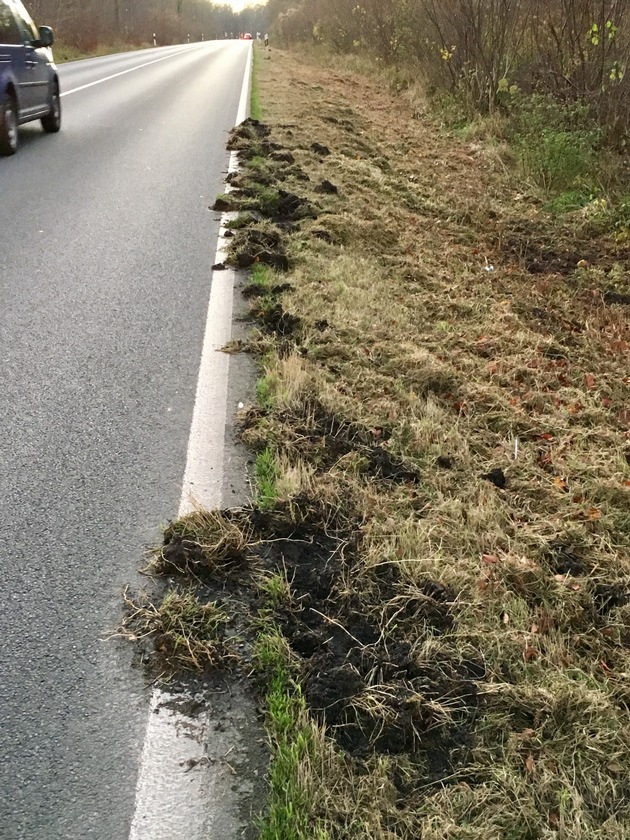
[254,302,302,337]
[229,226,289,271]
[481,468,507,489]
[315,179,339,194]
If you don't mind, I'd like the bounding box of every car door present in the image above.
[9,0,47,114]
[0,0,26,114]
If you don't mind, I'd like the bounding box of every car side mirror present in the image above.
[37,26,54,48]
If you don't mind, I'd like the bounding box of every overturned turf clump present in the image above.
[154,508,254,579]
[228,225,289,271]
[129,486,630,836]
[219,118,321,276]
[120,589,234,673]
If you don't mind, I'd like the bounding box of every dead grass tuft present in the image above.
[120,589,234,673]
[153,509,254,579]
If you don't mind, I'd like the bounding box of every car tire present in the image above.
[0,91,19,156]
[41,82,61,133]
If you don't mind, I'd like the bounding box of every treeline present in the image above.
[27,0,268,51]
[269,0,630,143]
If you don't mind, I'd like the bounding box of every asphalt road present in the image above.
[0,41,250,840]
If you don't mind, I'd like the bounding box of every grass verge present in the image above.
[124,44,630,840]
[226,47,630,838]
[250,45,264,121]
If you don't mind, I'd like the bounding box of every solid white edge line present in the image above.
[236,44,253,125]
[60,44,204,97]
[127,43,252,840]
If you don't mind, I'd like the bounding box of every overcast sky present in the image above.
[223,0,265,11]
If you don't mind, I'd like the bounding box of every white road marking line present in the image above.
[127,43,252,840]
[235,41,252,125]
[60,45,204,97]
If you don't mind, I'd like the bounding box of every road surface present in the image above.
[0,41,250,840]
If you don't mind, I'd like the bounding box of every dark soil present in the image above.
[603,289,630,305]
[252,302,302,337]
[547,542,586,576]
[496,218,629,276]
[310,142,330,156]
[315,179,339,194]
[212,196,240,212]
[143,492,478,787]
[481,467,506,489]
[276,400,420,483]
[229,226,289,271]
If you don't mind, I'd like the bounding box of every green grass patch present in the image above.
[256,371,275,410]
[254,628,328,840]
[251,46,263,121]
[225,211,260,230]
[121,589,231,672]
[54,39,149,63]
[258,570,293,610]
[247,155,269,171]
[542,189,595,214]
[255,446,278,509]
[252,262,274,290]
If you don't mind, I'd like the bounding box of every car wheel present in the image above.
[41,82,61,133]
[0,92,18,156]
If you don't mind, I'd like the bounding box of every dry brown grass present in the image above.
[109,41,630,837]
[119,588,234,673]
[237,45,630,838]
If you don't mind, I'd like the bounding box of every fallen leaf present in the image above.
[568,402,583,414]
[524,646,538,662]
[584,373,596,389]
[540,432,555,441]
[586,507,602,521]
[530,622,539,634]
[553,476,568,491]
[608,761,623,773]
[525,754,535,772]
[501,611,510,626]
[549,812,560,830]
[482,553,499,565]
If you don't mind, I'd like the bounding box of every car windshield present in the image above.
[8,0,38,41]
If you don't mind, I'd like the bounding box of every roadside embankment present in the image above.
[126,45,630,838]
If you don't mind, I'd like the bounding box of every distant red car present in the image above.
[242,33,252,40]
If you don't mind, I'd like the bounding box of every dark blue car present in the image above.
[0,0,60,155]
